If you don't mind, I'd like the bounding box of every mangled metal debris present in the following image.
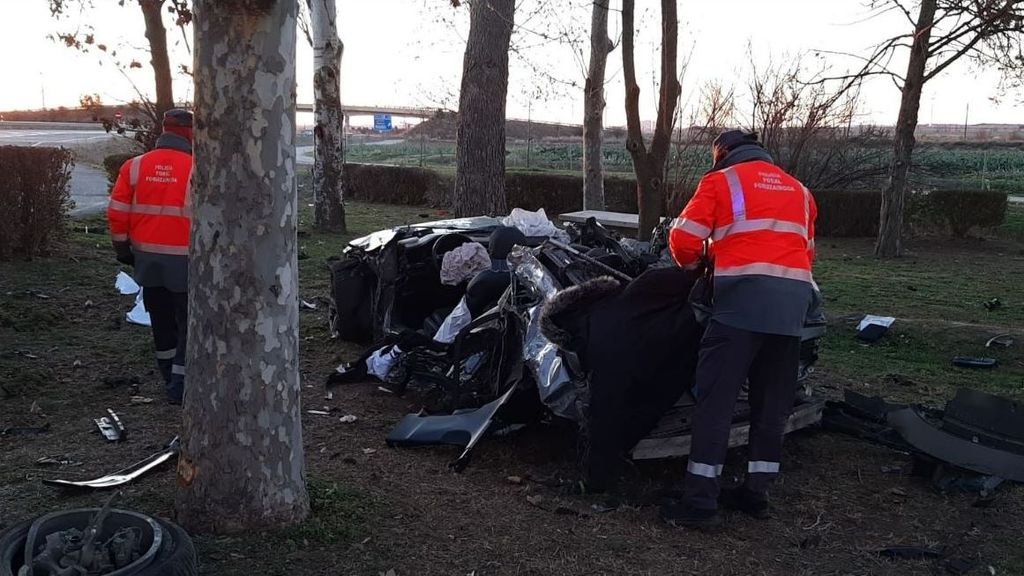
[386,385,518,472]
[43,437,179,490]
[326,214,826,479]
[94,409,126,442]
[824,388,1024,487]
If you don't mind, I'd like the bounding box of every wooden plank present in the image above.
[630,400,825,460]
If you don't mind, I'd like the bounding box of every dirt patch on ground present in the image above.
[2,212,1023,575]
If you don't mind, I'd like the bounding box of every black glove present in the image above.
[113,241,135,267]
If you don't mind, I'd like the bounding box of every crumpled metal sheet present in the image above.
[509,247,579,421]
[386,376,518,472]
[43,437,179,489]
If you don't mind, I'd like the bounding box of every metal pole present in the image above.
[527,102,532,169]
[963,102,969,141]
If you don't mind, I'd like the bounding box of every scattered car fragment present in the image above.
[0,423,51,437]
[856,315,895,342]
[985,334,1014,348]
[43,437,179,490]
[824,388,1024,486]
[951,356,997,369]
[94,409,126,442]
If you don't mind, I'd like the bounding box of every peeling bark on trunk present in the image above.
[453,0,514,217]
[308,0,347,233]
[876,0,936,258]
[583,0,613,211]
[139,0,174,119]
[622,0,680,241]
[177,0,309,534]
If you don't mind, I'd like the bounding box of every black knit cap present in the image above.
[712,129,760,152]
[163,108,193,128]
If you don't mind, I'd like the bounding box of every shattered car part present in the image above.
[43,437,179,490]
[985,334,1013,348]
[887,408,1024,482]
[94,409,126,442]
[951,356,997,369]
[856,315,894,342]
[942,388,1024,455]
[386,382,518,472]
[510,247,580,420]
[0,423,50,437]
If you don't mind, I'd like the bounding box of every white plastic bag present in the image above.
[501,208,571,242]
[126,290,152,327]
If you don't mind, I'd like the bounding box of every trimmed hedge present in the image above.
[814,190,882,237]
[335,163,1009,238]
[0,146,74,259]
[103,153,136,185]
[916,189,1008,237]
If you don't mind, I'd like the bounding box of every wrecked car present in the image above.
[327,212,826,488]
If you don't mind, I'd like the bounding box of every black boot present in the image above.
[718,486,770,519]
[659,501,722,530]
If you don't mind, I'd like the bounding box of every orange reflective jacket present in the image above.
[670,160,816,278]
[669,160,817,336]
[108,145,192,256]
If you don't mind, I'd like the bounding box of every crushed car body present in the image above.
[327,211,826,488]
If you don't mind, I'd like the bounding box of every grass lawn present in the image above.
[1,182,1023,575]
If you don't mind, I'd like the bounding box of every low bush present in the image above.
[0,146,74,260]
[103,153,136,185]
[814,190,882,237]
[915,189,1007,237]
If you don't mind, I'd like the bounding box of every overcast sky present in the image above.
[0,0,1020,127]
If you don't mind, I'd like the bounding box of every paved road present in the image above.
[0,128,116,217]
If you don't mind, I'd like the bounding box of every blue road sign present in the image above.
[373,114,393,132]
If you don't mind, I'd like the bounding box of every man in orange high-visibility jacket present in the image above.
[108,109,193,405]
[660,130,818,529]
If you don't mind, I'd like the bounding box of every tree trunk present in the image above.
[453,0,514,217]
[139,0,174,119]
[583,0,613,211]
[177,0,309,534]
[876,0,935,258]
[309,0,347,233]
[621,0,680,241]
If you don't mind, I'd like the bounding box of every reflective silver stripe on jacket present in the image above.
[109,199,133,213]
[748,461,780,474]
[721,166,746,222]
[130,203,191,217]
[716,263,814,283]
[671,217,712,238]
[687,461,724,479]
[711,218,807,242]
[129,156,142,190]
[111,233,129,242]
[132,241,189,256]
[155,349,177,360]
